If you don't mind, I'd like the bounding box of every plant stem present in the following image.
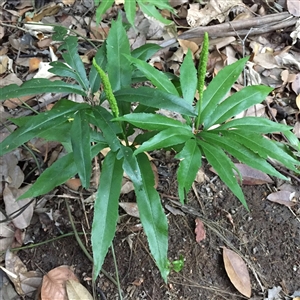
[65,199,119,288]
[195,32,209,131]
[1,232,82,255]
[111,242,123,300]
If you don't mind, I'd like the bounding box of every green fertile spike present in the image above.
[195,32,209,130]
[92,58,119,118]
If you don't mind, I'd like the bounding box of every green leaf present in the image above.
[198,140,248,209]
[71,110,92,188]
[124,0,137,27]
[175,139,202,203]
[204,85,273,129]
[138,0,174,11]
[115,87,196,116]
[89,42,107,94]
[126,56,178,95]
[0,79,86,101]
[215,117,293,133]
[95,0,114,23]
[92,151,123,280]
[200,57,249,125]
[91,106,122,152]
[138,2,172,24]
[0,100,90,155]
[58,36,89,91]
[200,131,287,180]
[180,49,197,104]
[52,26,68,41]
[131,44,161,61]
[120,146,169,281]
[135,127,194,155]
[19,143,106,199]
[115,113,190,131]
[35,122,72,144]
[49,61,82,82]
[106,16,132,91]
[220,130,300,172]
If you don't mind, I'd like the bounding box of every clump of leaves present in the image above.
[0,18,299,282]
[94,0,175,26]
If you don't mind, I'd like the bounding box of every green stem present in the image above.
[111,242,123,300]
[1,232,82,255]
[65,199,119,288]
[195,32,209,131]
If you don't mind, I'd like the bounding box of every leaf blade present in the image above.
[121,146,169,281]
[200,57,249,125]
[180,49,197,104]
[0,79,86,101]
[198,140,248,209]
[135,127,194,155]
[115,113,190,131]
[106,16,132,91]
[126,56,179,95]
[175,139,202,203]
[71,110,92,188]
[92,151,123,280]
[204,85,273,129]
[115,87,196,116]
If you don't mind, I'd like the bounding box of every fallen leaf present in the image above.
[292,73,300,94]
[66,279,93,300]
[195,218,206,243]
[222,247,251,298]
[5,250,42,297]
[41,265,79,300]
[234,163,273,185]
[267,191,297,207]
[29,57,43,73]
[119,202,140,218]
[3,186,34,230]
[287,0,300,16]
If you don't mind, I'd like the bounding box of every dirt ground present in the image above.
[18,151,300,300]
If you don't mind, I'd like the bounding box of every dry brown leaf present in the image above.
[29,57,43,73]
[292,73,300,94]
[267,191,297,207]
[4,250,41,297]
[178,39,199,55]
[223,247,251,298]
[195,218,206,243]
[0,212,15,259]
[296,94,300,110]
[32,3,64,22]
[66,279,93,300]
[119,202,140,218]
[287,0,300,16]
[41,265,79,300]
[3,186,34,230]
[234,163,273,185]
[187,0,243,27]
[65,178,82,191]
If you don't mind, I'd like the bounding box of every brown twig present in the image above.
[160,12,297,47]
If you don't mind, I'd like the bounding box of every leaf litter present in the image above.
[0,0,300,299]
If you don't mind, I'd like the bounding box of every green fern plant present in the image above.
[0,20,299,283]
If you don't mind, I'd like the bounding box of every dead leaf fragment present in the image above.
[234,163,273,185]
[267,191,297,207]
[223,247,251,298]
[287,0,300,16]
[119,202,140,218]
[66,279,93,300]
[41,265,79,300]
[195,218,206,243]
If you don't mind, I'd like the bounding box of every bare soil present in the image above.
[19,151,300,300]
